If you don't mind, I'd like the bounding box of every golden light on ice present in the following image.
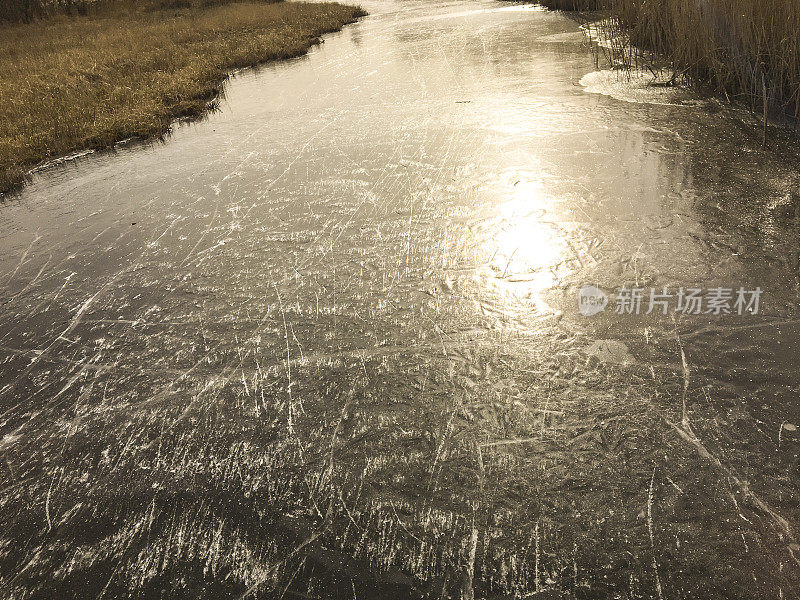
[484,176,568,314]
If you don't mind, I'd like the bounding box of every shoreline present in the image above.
[0,1,367,196]
[534,0,800,130]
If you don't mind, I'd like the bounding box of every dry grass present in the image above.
[539,0,800,123]
[612,0,800,119]
[0,1,366,192]
[0,0,274,22]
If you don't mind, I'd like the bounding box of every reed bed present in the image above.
[539,0,800,122]
[614,0,800,120]
[0,1,366,193]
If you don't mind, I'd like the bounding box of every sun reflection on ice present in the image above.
[483,176,572,316]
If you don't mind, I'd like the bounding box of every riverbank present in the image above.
[0,1,366,193]
[539,0,800,123]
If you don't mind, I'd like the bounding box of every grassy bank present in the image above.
[0,1,366,193]
[0,0,270,22]
[539,0,800,122]
[614,0,800,119]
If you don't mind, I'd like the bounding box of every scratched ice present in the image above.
[1,1,799,598]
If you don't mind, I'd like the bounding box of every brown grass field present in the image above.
[0,0,366,193]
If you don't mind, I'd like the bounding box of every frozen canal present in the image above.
[1,1,799,597]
